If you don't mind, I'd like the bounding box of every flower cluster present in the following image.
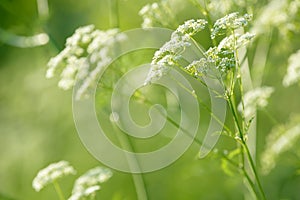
[139,0,175,28]
[238,86,274,119]
[32,161,76,192]
[211,12,252,39]
[46,25,126,99]
[207,0,234,18]
[185,32,254,77]
[68,167,113,200]
[261,115,300,174]
[252,0,300,36]
[283,49,300,87]
[145,19,208,84]
[207,0,254,19]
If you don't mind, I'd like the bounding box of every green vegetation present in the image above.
[1,0,300,199]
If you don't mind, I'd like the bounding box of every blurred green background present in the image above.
[1,0,300,200]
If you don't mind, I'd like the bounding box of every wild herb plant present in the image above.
[32,161,112,200]
[30,0,300,199]
[144,9,268,199]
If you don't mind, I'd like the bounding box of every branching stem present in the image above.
[52,181,65,200]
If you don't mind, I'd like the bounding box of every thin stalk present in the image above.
[231,30,266,199]
[242,168,259,199]
[221,149,258,198]
[227,95,243,139]
[52,181,65,200]
[108,2,148,199]
[169,60,229,126]
[188,0,217,46]
[232,30,246,133]
[221,153,240,168]
[111,124,149,200]
[228,95,266,200]
[243,143,267,200]
[167,73,233,135]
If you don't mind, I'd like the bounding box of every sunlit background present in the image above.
[1,0,300,199]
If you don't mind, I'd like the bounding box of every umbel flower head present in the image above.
[185,32,254,78]
[283,49,300,87]
[46,25,126,99]
[211,12,252,39]
[68,167,113,200]
[139,0,175,28]
[261,115,300,174]
[145,19,208,84]
[252,0,300,37]
[32,161,76,192]
[238,86,274,119]
[145,12,254,84]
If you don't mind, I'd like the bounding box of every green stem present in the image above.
[221,148,258,198]
[167,70,232,135]
[232,31,246,132]
[243,143,267,200]
[242,168,259,199]
[231,30,266,199]
[111,124,149,200]
[228,95,266,199]
[221,153,240,168]
[52,181,65,200]
[188,0,217,46]
[227,94,243,139]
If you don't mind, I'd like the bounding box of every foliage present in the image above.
[1,0,300,199]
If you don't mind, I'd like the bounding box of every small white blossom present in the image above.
[211,12,252,39]
[46,25,127,99]
[236,32,255,47]
[283,49,300,87]
[71,167,112,196]
[238,86,274,119]
[145,19,207,84]
[205,47,235,73]
[139,1,175,28]
[252,0,300,36]
[32,161,76,192]
[185,58,210,77]
[218,32,255,51]
[207,0,254,19]
[68,186,101,200]
[207,0,234,18]
[261,115,300,174]
[176,19,208,36]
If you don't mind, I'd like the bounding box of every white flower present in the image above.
[185,58,210,77]
[236,32,255,47]
[218,32,255,51]
[46,25,127,99]
[261,115,300,174]
[207,0,234,18]
[283,49,300,87]
[145,18,207,84]
[72,167,112,194]
[176,19,208,36]
[139,0,175,28]
[238,86,274,119]
[211,12,252,39]
[68,186,101,200]
[205,47,235,73]
[252,0,300,36]
[68,167,112,200]
[32,161,76,192]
